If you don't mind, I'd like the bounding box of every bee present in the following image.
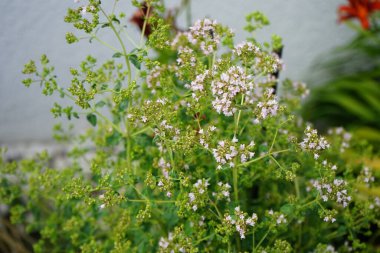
[208,29,214,39]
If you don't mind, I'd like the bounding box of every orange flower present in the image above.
[338,0,380,29]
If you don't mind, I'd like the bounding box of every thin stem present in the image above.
[139,3,151,46]
[56,86,125,136]
[99,6,132,85]
[168,146,176,171]
[233,165,239,203]
[252,231,255,253]
[209,199,222,219]
[92,35,119,52]
[316,200,326,211]
[93,110,125,135]
[112,0,118,14]
[238,149,290,168]
[268,127,278,153]
[269,117,292,152]
[127,198,175,204]
[300,198,318,209]
[255,227,271,250]
[294,176,300,199]
[131,126,152,136]
[269,155,286,171]
[234,94,245,137]
[196,233,214,244]
[122,28,140,48]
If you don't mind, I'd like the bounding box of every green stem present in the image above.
[233,165,239,203]
[99,6,132,85]
[111,0,118,14]
[196,233,214,244]
[269,117,292,152]
[294,176,300,199]
[300,198,318,209]
[255,227,271,250]
[209,199,222,219]
[127,198,176,204]
[92,35,119,52]
[131,126,152,136]
[268,127,278,153]
[234,95,245,137]
[269,155,286,171]
[93,110,123,133]
[238,149,290,168]
[252,231,255,253]
[139,3,151,46]
[57,87,125,136]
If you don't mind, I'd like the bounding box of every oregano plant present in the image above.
[1,1,380,252]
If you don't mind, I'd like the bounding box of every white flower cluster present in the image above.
[321,209,338,224]
[198,125,217,149]
[187,19,221,55]
[212,181,232,202]
[211,66,252,116]
[359,166,375,186]
[253,88,279,123]
[224,206,258,239]
[292,81,310,99]
[369,197,380,209]
[300,126,330,159]
[233,41,260,58]
[233,41,282,74]
[327,127,352,153]
[317,245,338,253]
[78,4,96,17]
[212,138,255,169]
[146,65,164,94]
[185,70,210,102]
[133,98,169,124]
[322,160,338,171]
[310,178,351,207]
[158,231,193,253]
[256,52,282,74]
[157,157,173,198]
[323,216,336,223]
[268,210,287,225]
[154,119,181,142]
[187,179,209,211]
[177,46,197,67]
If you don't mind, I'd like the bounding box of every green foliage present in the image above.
[2,2,380,253]
[303,23,380,145]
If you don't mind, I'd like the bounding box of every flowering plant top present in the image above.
[1,1,379,252]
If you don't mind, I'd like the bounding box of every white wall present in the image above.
[0,0,353,144]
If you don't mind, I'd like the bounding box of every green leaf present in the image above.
[118,99,129,111]
[112,16,120,24]
[73,112,79,119]
[112,52,123,58]
[106,131,122,146]
[86,113,97,127]
[95,101,106,108]
[128,54,141,70]
[321,93,376,121]
[354,127,380,142]
[280,204,296,216]
[114,81,122,91]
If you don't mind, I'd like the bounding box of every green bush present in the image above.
[1,1,380,252]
